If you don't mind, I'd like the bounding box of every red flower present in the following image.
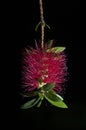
[21,44,67,93]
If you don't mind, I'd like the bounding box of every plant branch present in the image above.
[39,0,45,48]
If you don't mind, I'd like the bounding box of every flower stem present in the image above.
[39,0,45,48]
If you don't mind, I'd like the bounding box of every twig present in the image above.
[39,0,45,48]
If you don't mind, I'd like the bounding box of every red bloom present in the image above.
[21,45,67,93]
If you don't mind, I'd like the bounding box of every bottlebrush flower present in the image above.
[22,44,67,93]
[20,42,68,109]
[20,0,68,109]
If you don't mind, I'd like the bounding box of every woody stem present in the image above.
[39,0,45,48]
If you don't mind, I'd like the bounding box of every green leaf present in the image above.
[47,47,66,53]
[38,93,44,100]
[45,96,68,108]
[37,100,42,108]
[45,90,63,102]
[20,98,40,109]
[20,90,40,97]
[35,22,41,31]
[56,93,64,101]
[45,23,50,29]
[35,21,50,31]
[42,83,55,91]
[36,93,44,107]
[46,40,54,49]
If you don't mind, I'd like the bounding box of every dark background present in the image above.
[5,0,86,129]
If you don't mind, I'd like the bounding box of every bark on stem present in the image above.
[39,0,45,48]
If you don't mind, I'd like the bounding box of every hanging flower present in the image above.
[20,0,68,109]
[20,41,68,109]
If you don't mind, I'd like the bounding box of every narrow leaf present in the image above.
[20,90,40,97]
[45,90,63,102]
[42,83,55,91]
[52,47,66,53]
[37,100,42,108]
[56,93,63,100]
[45,96,68,108]
[46,40,54,49]
[35,22,41,31]
[38,93,44,100]
[45,23,50,29]
[47,47,66,53]
[20,98,40,109]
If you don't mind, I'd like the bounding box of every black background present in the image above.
[5,0,86,129]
